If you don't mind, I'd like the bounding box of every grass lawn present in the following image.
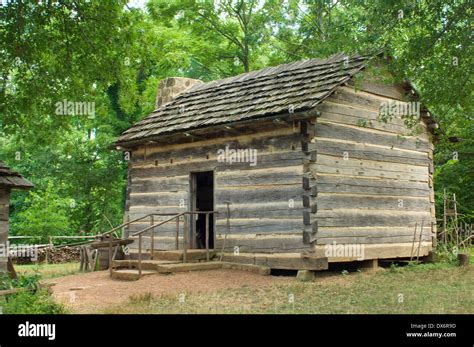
[14,262,80,279]
[103,262,473,314]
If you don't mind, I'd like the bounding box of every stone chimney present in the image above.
[155,77,203,109]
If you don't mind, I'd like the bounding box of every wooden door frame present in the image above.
[188,170,216,249]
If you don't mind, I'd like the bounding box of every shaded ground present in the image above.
[45,262,474,314]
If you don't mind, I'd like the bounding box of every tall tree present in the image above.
[147,0,281,73]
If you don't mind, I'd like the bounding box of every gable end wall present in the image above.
[308,83,435,261]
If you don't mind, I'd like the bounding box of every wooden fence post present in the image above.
[205,213,209,261]
[453,193,459,246]
[443,188,447,244]
[183,214,188,263]
[150,215,154,260]
[138,234,142,276]
[46,236,52,264]
[108,236,112,276]
[176,217,179,250]
[410,222,418,261]
[416,220,424,262]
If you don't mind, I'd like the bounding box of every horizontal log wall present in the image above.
[129,234,310,253]
[0,188,9,222]
[310,83,436,254]
[126,124,310,253]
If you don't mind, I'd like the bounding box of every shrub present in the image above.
[12,182,71,243]
[0,273,66,314]
[0,273,40,291]
[1,290,66,314]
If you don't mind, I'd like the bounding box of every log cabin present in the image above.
[114,53,438,271]
[0,161,34,273]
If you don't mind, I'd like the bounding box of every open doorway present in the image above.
[190,171,214,249]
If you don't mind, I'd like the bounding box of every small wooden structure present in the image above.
[0,161,34,273]
[114,53,438,271]
[79,237,133,271]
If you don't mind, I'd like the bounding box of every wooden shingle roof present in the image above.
[116,53,375,146]
[0,161,34,189]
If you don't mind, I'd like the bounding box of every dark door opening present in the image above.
[191,171,214,249]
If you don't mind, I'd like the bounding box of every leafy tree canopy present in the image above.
[0,0,472,237]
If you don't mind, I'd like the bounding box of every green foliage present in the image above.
[0,273,40,291]
[0,0,130,131]
[434,243,461,264]
[12,183,71,243]
[434,108,474,223]
[388,262,400,273]
[1,289,67,314]
[1,130,127,235]
[357,119,368,127]
[1,1,133,236]
[0,274,66,314]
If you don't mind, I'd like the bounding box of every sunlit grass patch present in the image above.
[15,262,80,279]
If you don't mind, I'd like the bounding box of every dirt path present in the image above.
[47,269,294,313]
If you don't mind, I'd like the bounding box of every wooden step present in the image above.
[151,249,217,261]
[112,259,221,273]
[110,261,272,279]
[111,269,156,281]
[112,259,180,271]
[156,261,223,273]
[125,248,217,261]
[125,250,152,260]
